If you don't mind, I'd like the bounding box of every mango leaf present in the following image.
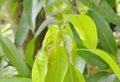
[63,63,85,82]
[78,49,120,80]
[61,25,77,63]
[69,22,85,48]
[32,50,48,82]
[78,50,109,70]
[61,25,74,38]
[86,72,119,82]
[45,44,69,82]
[79,0,120,26]
[106,0,115,7]
[0,37,30,77]
[69,14,97,49]
[88,10,117,56]
[86,72,109,82]
[25,37,37,67]
[44,0,56,11]
[15,0,44,47]
[42,25,58,49]
[0,77,32,82]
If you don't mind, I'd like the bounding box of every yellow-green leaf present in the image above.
[0,77,32,82]
[63,63,85,82]
[69,14,97,49]
[45,44,69,82]
[32,50,48,82]
[42,25,58,50]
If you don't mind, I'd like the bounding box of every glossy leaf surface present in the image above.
[32,50,48,82]
[45,44,69,82]
[69,14,97,49]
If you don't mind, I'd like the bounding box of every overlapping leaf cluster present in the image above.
[0,0,120,82]
[32,14,120,82]
[32,25,85,82]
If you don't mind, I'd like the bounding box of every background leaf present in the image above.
[0,37,30,77]
[69,23,85,48]
[88,10,117,56]
[0,77,32,82]
[106,0,115,7]
[86,72,109,82]
[0,0,7,10]
[78,50,109,70]
[35,17,55,37]
[15,0,44,47]
[10,0,18,17]
[79,0,120,26]
[25,37,37,67]
[79,49,120,80]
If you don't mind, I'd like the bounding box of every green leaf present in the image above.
[116,0,120,16]
[10,0,18,17]
[79,49,120,80]
[0,37,30,77]
[14,22,29,47]
[32,0,44,31]
[0,55,3,64]
[69,14,97,49]
[69,23,85,48]
[42,25,58,49]
[87,72,119,82]
[0,77,32,82]
[106,0,115,7]
[78,50,109,70]
[61,25,77,63]
[63,63,85,82]
[32,50,48,82]
[15,0,44,47]
[44,0,56,11]
[88,10,117,56]
[86,72,109,82]
[45,44,69,82]
[79,0,120,26]
[25,37,37,67]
